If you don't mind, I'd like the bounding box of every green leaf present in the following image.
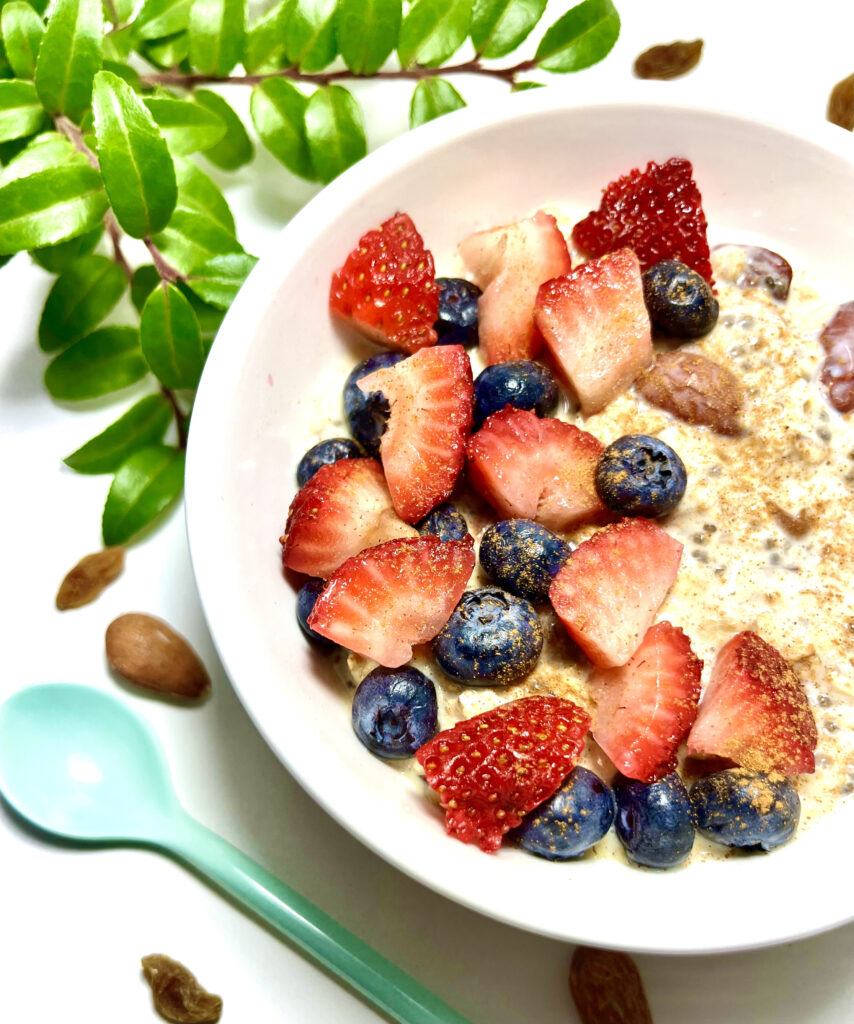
[534,0,619,72]
[0,130,82,184]
[44,326,146,400]
[0,80,46,142]
[92,70,177,238]
[102,443,185,545]
[102,22,134,59]
[131,262,158,310]
[105,0,135,25]
[304,84,366,185]
[64,392,172,473]
[243,0,291,72]
[511,78,544,91]
[134,0,192,39]
[398,0,470,68]
[153,205,241,274]
[174,154,233,230]
[2,2,44,78]
[185,250,255,308]
[140,280,206,388]
[144,94,225,155]
[101,57,140,88]
[31,222,102,271]
[34,0,103,121]
[11,0,48,14]
[409,76,464,128]
[188,0,244,76]
[38,253,126,351]
[335,0,400,74]
[285,0,336,72]
[139,30,188,67]
[0,162,107,252]
[470,0,546,58]
[249,78,312,180]
[194,88,253,170]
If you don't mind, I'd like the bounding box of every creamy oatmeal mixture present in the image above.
[301,226,854,863]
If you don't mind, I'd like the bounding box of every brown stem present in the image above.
[140,58,537,89]
[144,236,184,284]
[107,217,134,283]
[161,386,189,449]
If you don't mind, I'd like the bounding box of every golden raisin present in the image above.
[141,954,222,1023]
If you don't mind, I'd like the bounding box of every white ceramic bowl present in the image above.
[186,88,854,954]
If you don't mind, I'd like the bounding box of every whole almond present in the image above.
[56,547,125,610]
[106,613,210,699]
[634,39,703,80]
[636,349,743,434]
[570,946,653,1024]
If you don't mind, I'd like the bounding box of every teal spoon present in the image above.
[0,684,473,1024]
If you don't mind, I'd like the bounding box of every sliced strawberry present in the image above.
[329,212,438,353]
[534,249,652,415]
[459,210,572,365]
[549,518,683,668]
[307,535,475,666]
[589,621,702,782]
[466,407,606,531]
[281,459,415,578]
[572,157,713,282]
[416,695,591,852]
[687,631,817,774]
[357,345,473,523]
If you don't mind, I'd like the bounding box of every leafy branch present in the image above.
[0,0,621,546]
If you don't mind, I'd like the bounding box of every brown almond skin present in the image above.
[636,349,743,434]
[106,613,210,699]
[56,547,125,610]
[570,946,653,1024]
[828,72,854,131]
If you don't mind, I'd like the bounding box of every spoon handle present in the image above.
[167,813,474,1024]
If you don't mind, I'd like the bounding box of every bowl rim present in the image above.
[185,85,854,955]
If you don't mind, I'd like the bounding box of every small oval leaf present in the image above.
[409,76,465,128]
[304,84,366,185]
[285,0,336,72]
[0,131,82,185]
[0,79,47,143]
[31,223,103,273]
[64,392,173,473]
[335,0,401,75]
[194,88,253,170]
[102,443,185,545]
[153,205,242,275]
[144,94,226,155]
[471,0,546,59]
[534,0,620,73]
[38,252,126,351]
[243,0,292,72]
[139,31,189,67]
[249,78,313,180]
[2,2,45,78]
[134,0,192,40]
[398,0,471,69]
[140,280,206,388]
[44,326,147,400]
[185,250,256,308]
[188,0,244,76]
[174,155,234,231]
[34,0,103,121]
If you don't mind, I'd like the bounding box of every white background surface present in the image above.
[3,3,854,1022]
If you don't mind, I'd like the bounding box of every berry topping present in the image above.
[343,352,406,456]
[472,359,559,431]
[416,502,470,543]
[572,157,713,282]
[458,210,572,364]
[690,768,800,851]
[282,458,415,579]
[595,434,688,518]
[415,694,591,852]
[549,517,683,669]
[819,300,854,413]
[296,437,365,487]
[466,407,606,531]
[534,248,653,415]
[713,244,793,301]
[357,344,473,523]
[514,766,615,860]
[635,349,743,435]
[588,621,702,783]
[613,772,696,869]
[352,666,438,760]
[307,535,475,667]
[329,212,438,353]
[434,277,481,347]
[479,518,572,604]
[642,259,719,338]
[296,579,335,649]
[687,631,818,775]
[432,587,543,685]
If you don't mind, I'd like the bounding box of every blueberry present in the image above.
[515,766,616,860]
[614,773,695,869]
[435,277,481,347]
[416,503,470,543]
[690,768,800,851]
[351,666,438,759]
[595,434,687,517]
[479,519,572,603]
[473,360,559,430]
[296,437,364,486]
[343,352,406,456]
[432,587,543,685]
[642,259,719,338]
[296,579,334,648]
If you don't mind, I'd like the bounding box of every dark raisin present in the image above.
[634,39,703,80]
[828,73,854,131]
[819,301,854,413]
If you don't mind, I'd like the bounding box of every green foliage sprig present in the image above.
[0,0,620,544]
